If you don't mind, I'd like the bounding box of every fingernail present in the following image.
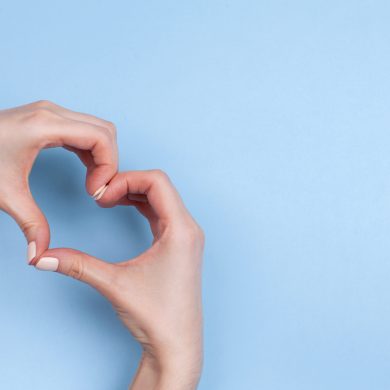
[35,257,59,272]
[94,184,108,201]
[27,241,36,264]
[92,184,107,199]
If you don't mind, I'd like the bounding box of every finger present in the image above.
[33,248,117,297]
[96,170,188,223]
[3,190,50,264]
[38,114,118,196]
[63,147,105,199]
[63,146,94,169]
[114,193,159,227]
[46,103,119,191]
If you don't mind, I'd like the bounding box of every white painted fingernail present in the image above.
[92,184,107,199]
[27,241,36,264]
[94,184,108,201]
[35,257,59,272]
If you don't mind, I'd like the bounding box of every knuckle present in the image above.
[68,258,84,281]
[19,219,39,237]
[97,126,113,144]
[105,121,117,135]
[24,107,53,124]
[151,169,170,182]
[33,99,55,109]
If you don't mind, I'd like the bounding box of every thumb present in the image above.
[33,248,117,297]
[4,191,50,264]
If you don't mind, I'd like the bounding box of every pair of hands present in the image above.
[0,101,204,390]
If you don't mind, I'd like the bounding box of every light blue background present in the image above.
[1,1,390,389]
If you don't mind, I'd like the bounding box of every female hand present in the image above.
[0,100,118,263]
[33,170,205,390]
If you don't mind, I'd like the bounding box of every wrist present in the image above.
[156,354,203,390]
[130,350,202,390]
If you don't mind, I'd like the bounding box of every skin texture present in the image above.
[35,171,205,390]
[0,100,118,261]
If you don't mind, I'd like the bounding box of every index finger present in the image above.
[98,170,189,223]
[35,113,118,196]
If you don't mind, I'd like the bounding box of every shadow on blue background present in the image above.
[31,150,152,262]
[30,150,146,389]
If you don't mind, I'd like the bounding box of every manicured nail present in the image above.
[27,241,36,264]
[94,184,108,201]
[35,257,59,272]
[92,184,107,199]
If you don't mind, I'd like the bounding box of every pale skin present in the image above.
[0,100,118,258]
[0,101,204,390]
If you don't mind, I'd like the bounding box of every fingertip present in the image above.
[33,248,116,297]
[27,241,36,265]
[26,224,51,266]
[32,248,77,271]
[35,257,59,272]
[85,165,117,199]
[92,173,123,207]
[92,184,108,199]
[93,184,108,201]
[93,172,126,206]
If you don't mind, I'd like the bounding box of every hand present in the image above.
[0,100,118,263]
[33,170,205,390]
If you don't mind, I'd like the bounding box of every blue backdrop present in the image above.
[1,1,390,389]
